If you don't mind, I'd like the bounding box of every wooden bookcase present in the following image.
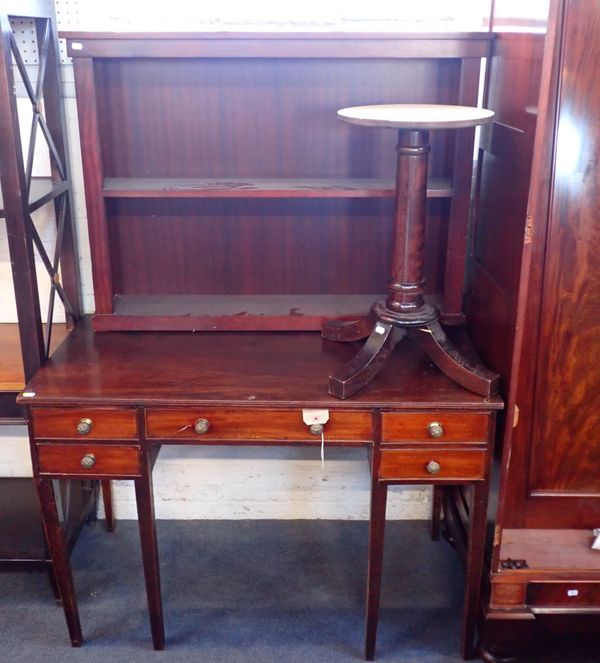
[64,32,491,331]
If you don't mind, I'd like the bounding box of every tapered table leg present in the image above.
[135,448,165,650]
[461,482,489,659]
[431,486,443,541]
[36,478,82,646]
[47,563,62,603]
[101,480,115,532]
[329,324,405,399]
[365,478,388,661]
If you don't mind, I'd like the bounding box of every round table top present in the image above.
[337,104,495,129]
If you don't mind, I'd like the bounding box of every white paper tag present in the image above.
[21,391,36,398]
[302,409,329,426]
[567,589,579,597]
[72,42,83,51]
[375,324,386,335]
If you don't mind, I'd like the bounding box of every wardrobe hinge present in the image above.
[493,525,502,547]
[525,214,534,244]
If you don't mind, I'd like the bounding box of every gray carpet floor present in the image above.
[0,520,597,663]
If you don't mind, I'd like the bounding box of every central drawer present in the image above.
[145,408,372,442]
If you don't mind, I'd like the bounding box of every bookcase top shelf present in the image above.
[62,31,492,59]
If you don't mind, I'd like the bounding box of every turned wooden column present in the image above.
[323,104,500,400]
[378,129,436,325]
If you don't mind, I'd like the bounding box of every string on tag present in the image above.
[321,431,325,468]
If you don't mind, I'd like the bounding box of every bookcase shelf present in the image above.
[65,31,489,331]
[94,293,384,331]
[102,177,453,200]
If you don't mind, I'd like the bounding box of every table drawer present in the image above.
[32,408,138,440]
[527,582,600,609]
[381,412,488,444]
[379,448,486,482]
[36,443,141,477]
[146,408,372,442]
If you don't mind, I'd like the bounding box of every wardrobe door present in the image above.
[504,0,600,528]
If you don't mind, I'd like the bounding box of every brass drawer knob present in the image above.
[80,453,96,469]
[426,460,441,474]
[76,418,93,435]
[193,418,210,435]
[309,423,324,435]
[427,421,444,438]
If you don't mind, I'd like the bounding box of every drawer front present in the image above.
[146,408,371,442]
[527,582,600,608]
[381,412,488,444]
[379,448,486,482]
[36,443,141,477]
[32,408,138,440]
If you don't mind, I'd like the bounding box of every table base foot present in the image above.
[326,314,499,399]
[408,320,499,398]
[328,323,405,399]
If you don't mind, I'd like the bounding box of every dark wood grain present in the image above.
[145,408,372,443]
[21,324,500,654]
[65,33,486,332]
[475,1,600,658]
[381,411,489,443]
[379,448,486,482]
[34,478,82,646]
[443,57,482,322]
[19,324,503,411]
[0,10,45,379]
[525,0,600,500]
[135,447,165,650]
[461,482,491,658]
[496,0,600,529]
[100,480,115,532]
[467,31,545,383]
[104,198,446,302]
[364,414,385,662]
[36,443,141,477]
[32,407,138,440]
[72,58,113,314]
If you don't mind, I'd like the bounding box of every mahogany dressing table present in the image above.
[19,325,501,658]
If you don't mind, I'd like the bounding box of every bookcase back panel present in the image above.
[94,58,459,180]
[106,198,449,296]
